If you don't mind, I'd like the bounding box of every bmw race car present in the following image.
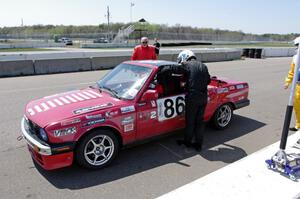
[21,60,250,170]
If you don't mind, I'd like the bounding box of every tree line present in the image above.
[0,23,299,42]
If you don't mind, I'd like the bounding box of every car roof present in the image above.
[124,60,178,68]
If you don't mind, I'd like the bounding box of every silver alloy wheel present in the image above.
[289,173,296,181]
[216,105,232,128]
[84,135,114,166]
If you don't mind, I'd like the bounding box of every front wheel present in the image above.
[289,173,296,181]
[76,130,119,169]
[212,104,233,130]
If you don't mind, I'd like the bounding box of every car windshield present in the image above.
[97,63,153,100]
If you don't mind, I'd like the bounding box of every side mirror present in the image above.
[141,90,158,102]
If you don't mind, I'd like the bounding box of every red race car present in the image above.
[21,60,249,170]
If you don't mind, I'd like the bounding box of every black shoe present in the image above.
[176,140,192,148]
[193,143,202,152]
[176,139,184,146]
[184,142,192,148]
[289,127,299,131]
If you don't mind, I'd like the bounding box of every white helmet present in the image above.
[177,50,196,64]
[294,36,300,46]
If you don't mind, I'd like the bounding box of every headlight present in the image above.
[23,117,29,132]
[39,128,48,142]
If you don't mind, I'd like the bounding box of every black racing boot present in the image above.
[289,127,299,131]
[193,138,203,152]
[176,140,192,148]
[193,143,202,152]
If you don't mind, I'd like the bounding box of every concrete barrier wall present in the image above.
[0,48,242,77]
[195,50,241,62]
[0,43,65,49]
[226,51,243,60]
[1,47,297,78]
[91,56,130,70]
[0,60,34,77]
[90,49,241,70]
[0,48,241,61]
[262,47,295,58]
[158,54,175,61]
[81,43,136,48]
[0,51,133,62]
[34,58,92,74]
[199,52,226,62]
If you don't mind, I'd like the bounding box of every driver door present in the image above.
[136,91,185,140]
[136,95,162,140]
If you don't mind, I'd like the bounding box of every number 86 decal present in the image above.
[157,95,185,121]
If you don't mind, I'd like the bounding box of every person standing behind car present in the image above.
[131,37,157,60]
[153,38,161,57]
[284,36,300,131]
[160,50,211,151]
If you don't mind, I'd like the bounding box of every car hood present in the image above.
[24,88,125,128]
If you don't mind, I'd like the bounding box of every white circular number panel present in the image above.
[157,94,185,121]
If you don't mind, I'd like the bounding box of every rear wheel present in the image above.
[76,129,119,169]
[212,104,233,130]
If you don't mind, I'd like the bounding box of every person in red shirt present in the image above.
[131,37,157,60]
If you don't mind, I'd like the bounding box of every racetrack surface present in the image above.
[0,57,294,199]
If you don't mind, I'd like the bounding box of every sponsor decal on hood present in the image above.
[85,114,103,119]
[73,103,113,115]
[61,118,81,126]
[82,118,106,128]
[53,127,77,137]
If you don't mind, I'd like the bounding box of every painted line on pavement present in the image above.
[158,143,183,159]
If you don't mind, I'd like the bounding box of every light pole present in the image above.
[130,2,135,23]
[105,6,111,42]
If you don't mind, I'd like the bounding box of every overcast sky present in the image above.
[0,0,299,34]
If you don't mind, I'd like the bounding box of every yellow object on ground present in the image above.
[285,55,300,129]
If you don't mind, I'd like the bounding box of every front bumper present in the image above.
[21,118,74,170]
[21,118,52,155]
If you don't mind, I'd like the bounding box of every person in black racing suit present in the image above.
[161,50,211,151]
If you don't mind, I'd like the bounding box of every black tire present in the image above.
[212,104,233,130]
[75,129,119,169]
